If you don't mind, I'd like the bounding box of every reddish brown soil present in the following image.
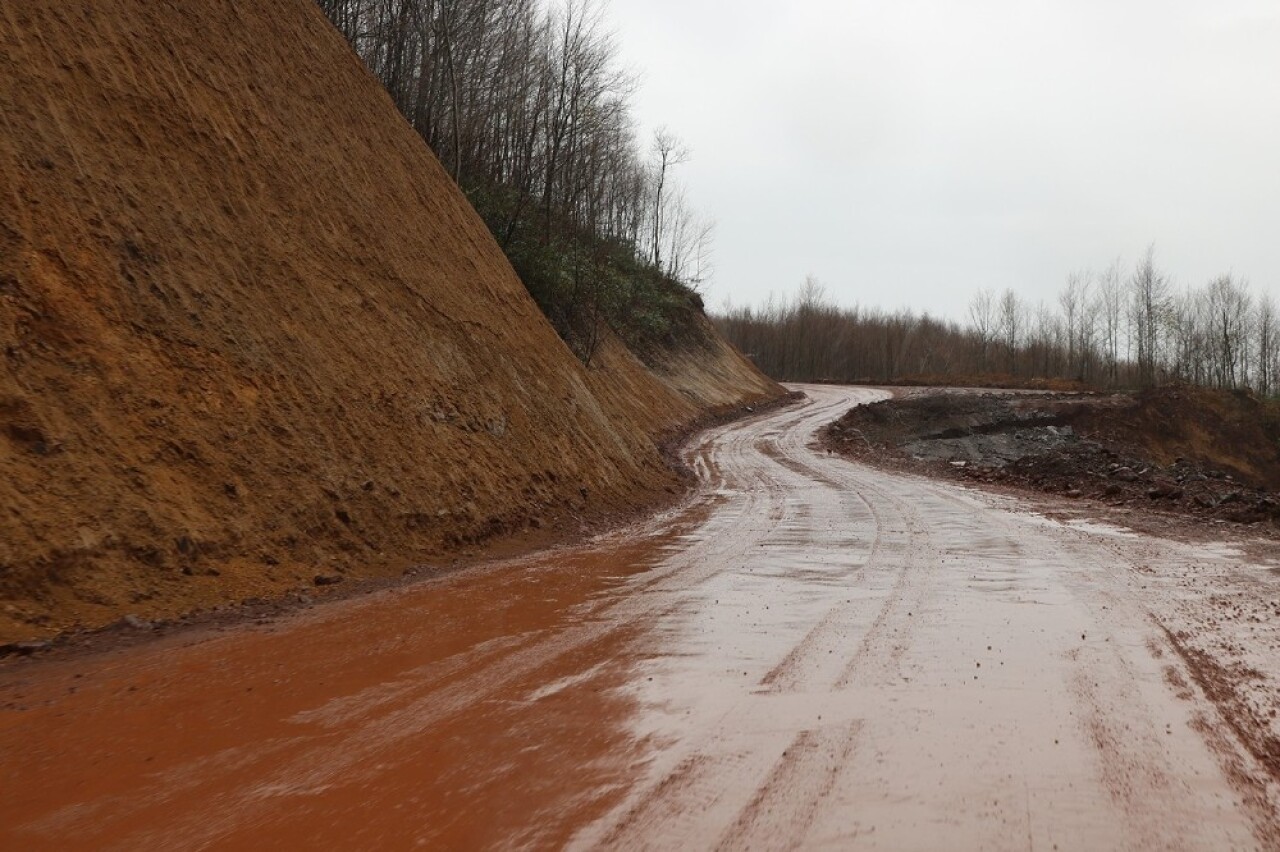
[0,0,780,644]
[3,385,1276,848]
[1,392,801,662]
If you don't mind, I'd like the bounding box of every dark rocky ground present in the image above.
[823,386,1280,530]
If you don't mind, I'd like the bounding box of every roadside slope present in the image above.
[0,0,780,642]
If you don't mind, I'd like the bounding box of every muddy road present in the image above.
[3,385,1279,849]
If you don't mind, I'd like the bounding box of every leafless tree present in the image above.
[662,188,715,289]
[717,267,1280,396]
[650,127,690,271]
[998,289,1024,375]
[1095,259,1125,386]
[1165,287,1205,385]
[1203,274,1252,389]
[1257,294,1279,396]
[968,288,997,372]
[1058,270,1095,382]
[1128,246,1171,387]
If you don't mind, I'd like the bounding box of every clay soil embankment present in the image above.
[824,385,1280,533]
[0,0,781,645]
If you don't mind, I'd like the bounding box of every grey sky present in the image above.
[605,0,1280,321]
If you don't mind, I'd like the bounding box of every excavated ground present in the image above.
[823,385,1280,535]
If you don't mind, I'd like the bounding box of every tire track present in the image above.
[755,395,931,695]
[715,722,862,851]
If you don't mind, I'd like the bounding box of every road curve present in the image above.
[1,384,1276,849]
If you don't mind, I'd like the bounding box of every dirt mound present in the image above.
[0,0,780,643]
[825,387,1280,529]
[1073,386,1280,489]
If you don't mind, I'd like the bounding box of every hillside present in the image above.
[0,0,780,643]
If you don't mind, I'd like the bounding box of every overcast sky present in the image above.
[604,0,1280,320]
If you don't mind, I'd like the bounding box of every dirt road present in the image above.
[3,385,1278,849]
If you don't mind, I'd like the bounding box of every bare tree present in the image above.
[1096,259,1125,386]
[1128,246,1171,387]
[1165,287,1206,385]
[1204,274,1252,389]
[663,188,715,289]
[650,127,690,271]
[1058,270,1094,382]
[968,289,997,373]
[998,289,1024,375]
[1257,294,1279,396]
[716,260,1280,397]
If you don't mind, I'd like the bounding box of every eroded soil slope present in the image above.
[0,0,780,642]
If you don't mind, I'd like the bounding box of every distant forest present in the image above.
[317,0,710,362]
[715,249,1280,395]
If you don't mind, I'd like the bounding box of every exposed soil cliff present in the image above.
[0,0,780,642]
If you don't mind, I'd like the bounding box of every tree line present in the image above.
[317,0,712,361]
[715,248,1280,394]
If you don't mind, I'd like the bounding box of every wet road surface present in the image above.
[2,384,1277,849]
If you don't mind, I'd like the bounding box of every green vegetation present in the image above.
[470,183,705,364]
